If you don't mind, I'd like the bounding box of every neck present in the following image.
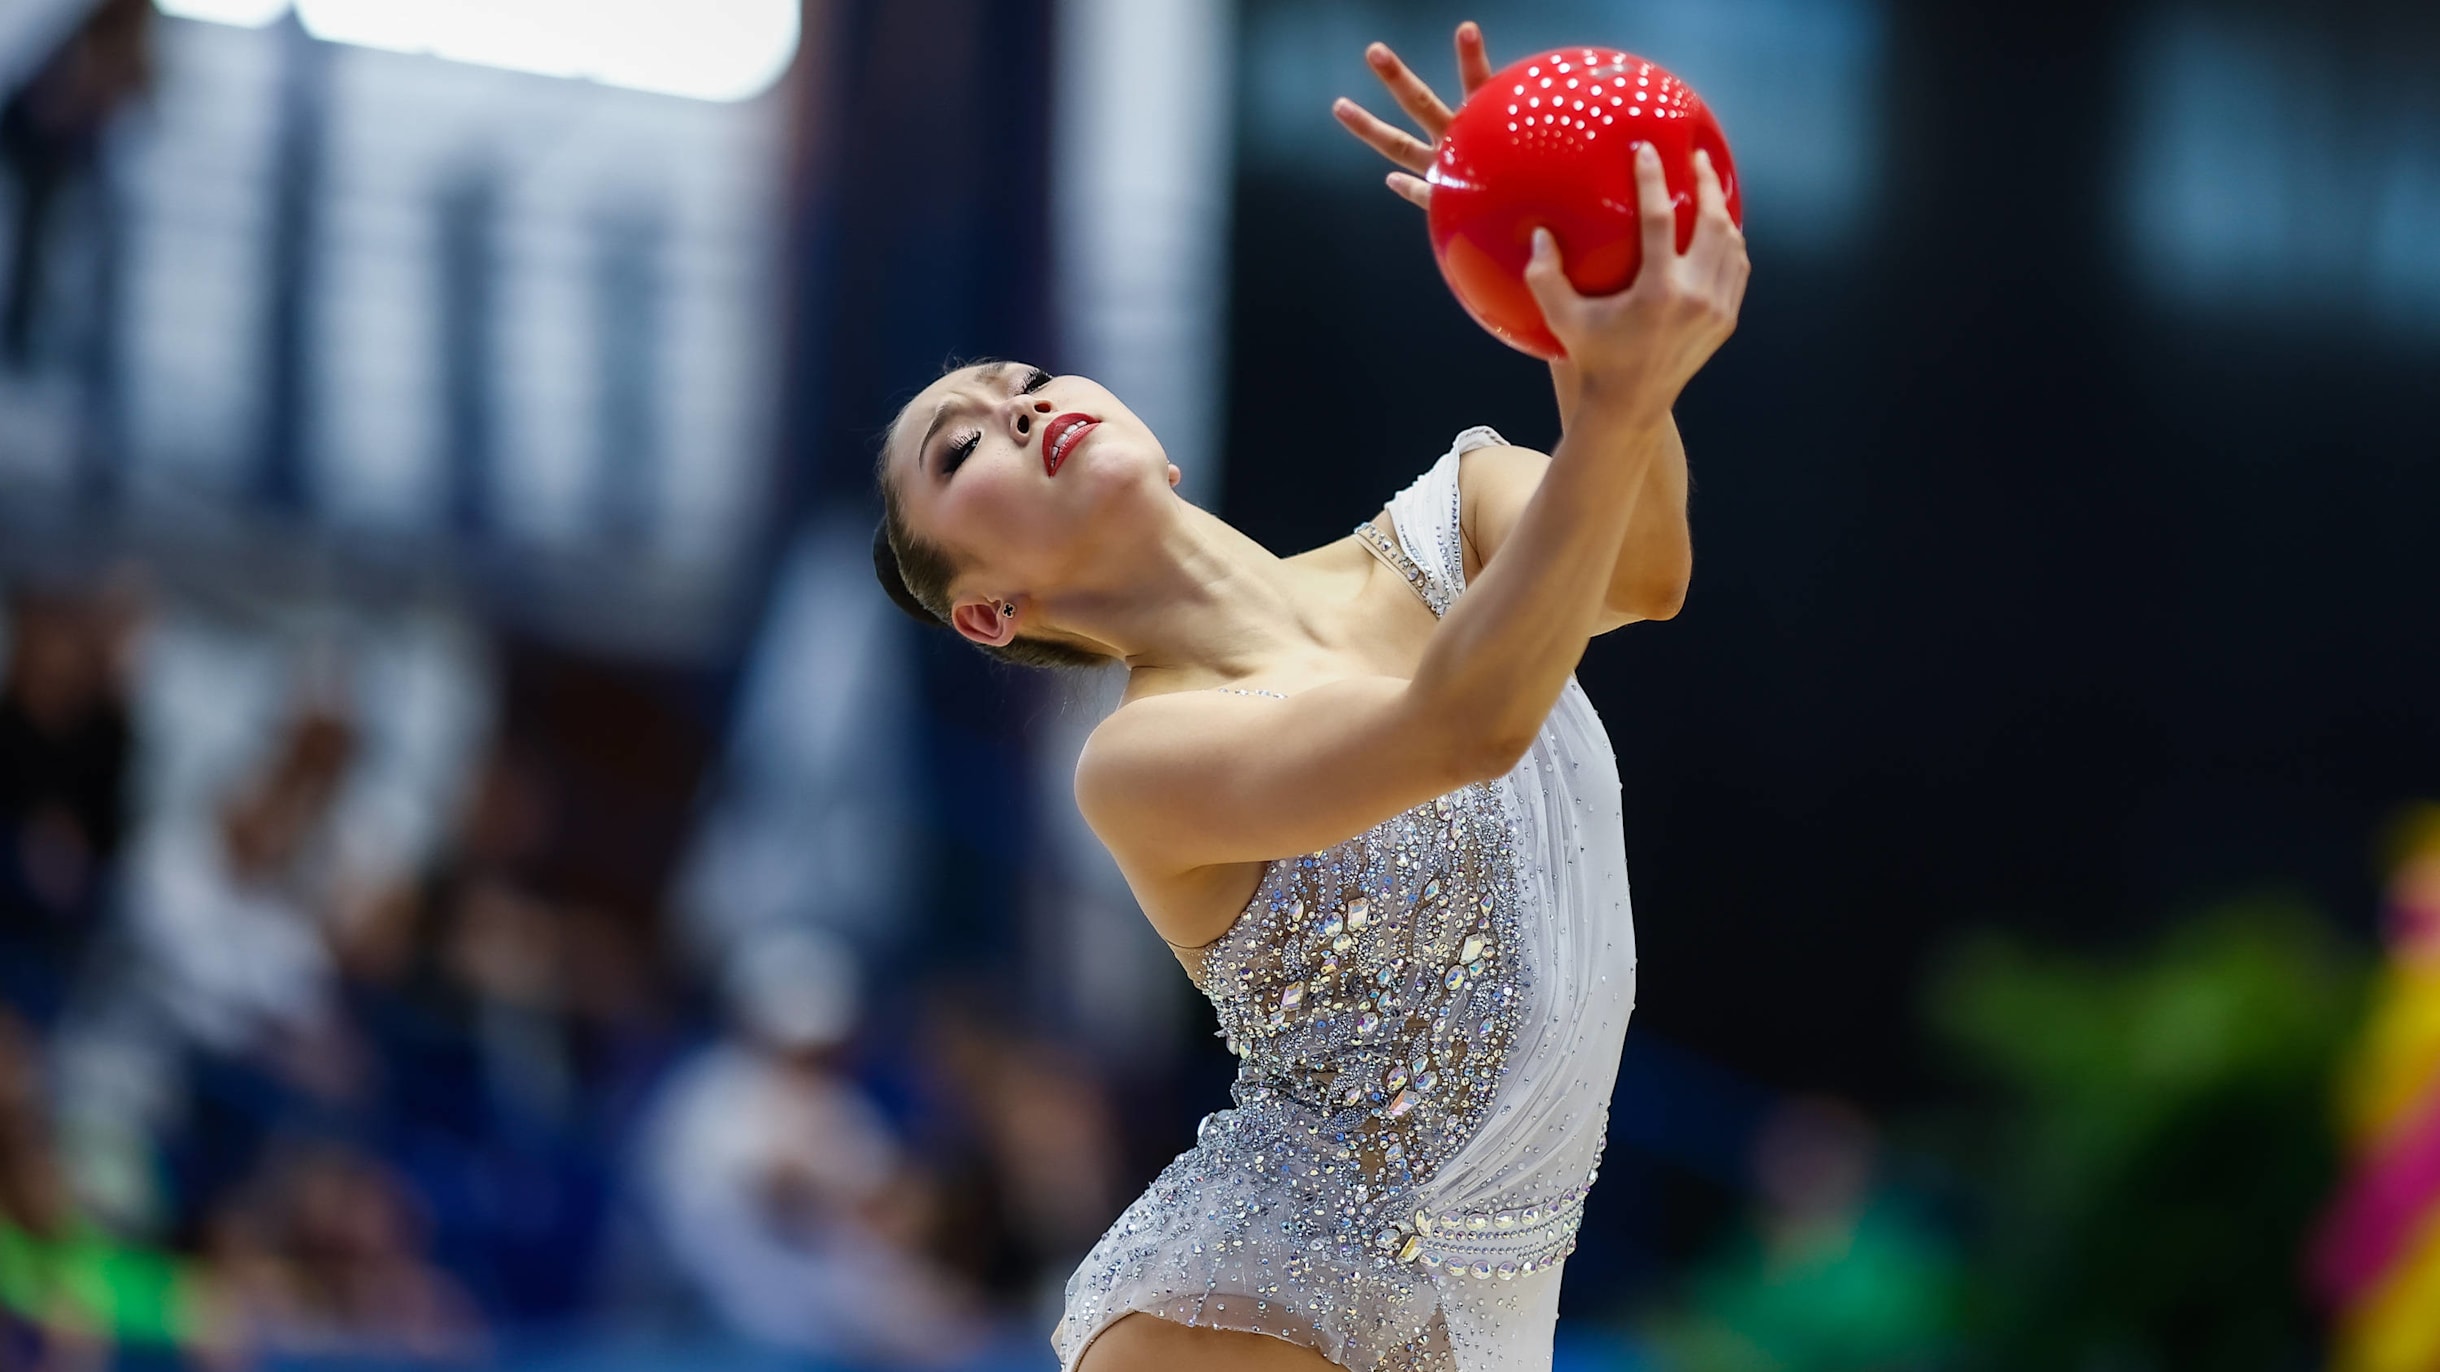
[1035,498,1361,684]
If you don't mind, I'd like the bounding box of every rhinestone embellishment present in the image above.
[1058,429,1624,1372]
[1158,768,1547,1284]
[1353,520,1455,617]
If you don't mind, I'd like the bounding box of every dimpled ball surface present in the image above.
[1426,47,1740,360]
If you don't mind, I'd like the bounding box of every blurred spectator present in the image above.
[337,747,659,1322]
[1641,1096,1955,1372]
[916,989,1123,1316]
[637,928,987,1364]
[0,1007,227,1369]
[0,579,140,1026]
[125,706,364,1101]
[200,1136,483,1362]
[2310,804,2440,1372]
[0,0,153,369]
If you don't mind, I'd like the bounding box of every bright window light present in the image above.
[154,0,290,27]
[152,0,799,102]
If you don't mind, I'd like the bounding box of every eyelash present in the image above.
[945,367,1054,473]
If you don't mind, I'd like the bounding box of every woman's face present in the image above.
[885,362,1175,642]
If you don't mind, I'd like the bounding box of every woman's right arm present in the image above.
[1077,143,1747,881]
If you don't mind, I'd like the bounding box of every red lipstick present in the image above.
[1042,412,1098,477]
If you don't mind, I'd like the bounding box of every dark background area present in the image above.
[1,0,2433,1364]
[1223,0,2438,1106]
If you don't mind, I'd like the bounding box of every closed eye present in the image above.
[945,431,981,473]
[940,364,1048,476]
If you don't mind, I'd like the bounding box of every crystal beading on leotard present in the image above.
[1192,782,1552,1268]
[1057,426,1638,1372]
[1061,740,1553,1364]
[1198,538,1588,1274]
[1354,521,1455,618]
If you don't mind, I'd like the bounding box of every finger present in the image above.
[1520,227,1581,331]
[1366,42,1456,141]
[1706,237,1743,313]
[1631,141,1676,277]
[1702,230,1749,327]
[1708,217,1745,280]
[1332,97,1436,174]
[1386,172,1433,211]
[1455,21,1494,96]
[1692,148,1727,230]
[1681,148,1733,275]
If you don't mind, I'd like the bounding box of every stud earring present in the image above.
[999,601,1017,619]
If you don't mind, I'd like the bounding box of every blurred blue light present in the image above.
[2124,11,2440,335]
[1242,0,1886,250]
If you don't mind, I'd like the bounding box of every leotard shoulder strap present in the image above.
[1352,424,1509,619]
[1169,422,1499,953]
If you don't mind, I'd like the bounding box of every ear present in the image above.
[1167,464,1181,488]
[950,596,1018,648]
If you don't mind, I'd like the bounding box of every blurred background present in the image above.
[0,0,2432,1367]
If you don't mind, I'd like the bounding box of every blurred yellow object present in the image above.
[2337,960,2440,1148]
[2380,805,2440,884]
[2316,805,2440,1368]
[2337,1206,2440,1372]
[2338,809,2440,1147]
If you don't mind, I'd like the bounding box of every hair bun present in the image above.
[873,520,945,626]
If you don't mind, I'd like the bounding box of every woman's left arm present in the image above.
[1546,359,1691,625]
[1338,24,1692,630]
[1458,436,1689,631]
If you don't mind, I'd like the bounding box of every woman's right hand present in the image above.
[1524,143,1749,415]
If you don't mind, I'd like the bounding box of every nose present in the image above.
[1008,394,1054,443]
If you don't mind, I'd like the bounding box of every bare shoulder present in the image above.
[1455,441,1553,494]
[1072,687,1231,846]
[1079,684,1211,765]
[1071,669,1474,884]
[1069,687,1288,947]
[1454,443,1552,583]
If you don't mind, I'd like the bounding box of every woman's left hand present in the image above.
[1333,22,1587,423]
[1331,22,1495,212]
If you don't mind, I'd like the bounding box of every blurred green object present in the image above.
[0,1217,198,1346]
[1925,899,2366,1371]
[1643,1193,1958,1372]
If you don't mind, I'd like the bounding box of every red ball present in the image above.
[1427,47,1741,361]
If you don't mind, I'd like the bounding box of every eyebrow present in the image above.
[920,361,1020,476]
